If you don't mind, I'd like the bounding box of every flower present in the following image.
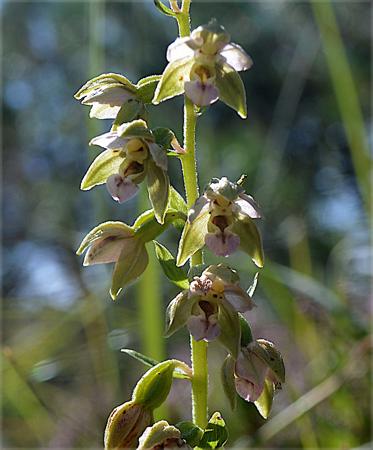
[81,119,170,223]
[76,221,149,299]
[166,264,256,357]
[104,401,153,450]
[177,177,264,267]
[75,73,137,119]
[154,20,252,117]
[234,339,285,403]
[137,421,192,450]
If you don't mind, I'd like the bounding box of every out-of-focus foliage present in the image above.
[2,1,371,448]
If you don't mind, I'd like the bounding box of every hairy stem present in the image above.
[176,5,208,429]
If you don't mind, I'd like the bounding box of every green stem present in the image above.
[176,5,208,429]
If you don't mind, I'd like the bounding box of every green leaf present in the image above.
[147,159,170,224]
[118,119,153,140]
[153,0,176,17]
[135,210,185,243]
[239,313,254,346]
[121,349,159,368]
[110,241,149,299]
[169,186,188,215]
[113,99,146,127]
[153,241,189,289]
[221,355,237,410]
[254,379,274,419]
[132,360,175,409]
[153,57,194,104]
[80,149,125,190]
[136,75,162,103]
[165,291,195,337]
[231,217,264,268]
[198,412,229,449]
[217,300,240,359]
[152,127,175,150]
[215,62,247,119]
[176,210,210,266]
[176,421,203,447]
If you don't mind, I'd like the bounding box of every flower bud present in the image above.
[104,401,153,450]
[137,420,192,450]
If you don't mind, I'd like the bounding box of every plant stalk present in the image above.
[176,3,208,429]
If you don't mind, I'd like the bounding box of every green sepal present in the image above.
[120,349,191,380]
[254,379,274,419]
[76,221,133,255]
[253,339,285,383]
[153,0,176,17]
[74,72,137,99]
[110,240,148,299]
[113,99,146,128]
[165,291,195,337]
[239,313,254,347]
[217,300,240,359]
[136,75,162,103]
[118,119,153,140]
[176,210,210,266]
[153,241,189,289]
[80,149,125,190]
[221,355,237,410]
[152,127,175,150]
[146,159,170,224]
[176,421,203,447]
[198,412,229,449]
[216,62,247,119]
[132,360,175,409]
[231,217,264,268]
[168,186,188,228]
[153,57,194,104]
[135,210,186,243]
[133,209,156,229]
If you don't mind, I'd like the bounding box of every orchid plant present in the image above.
[76,1,285,448]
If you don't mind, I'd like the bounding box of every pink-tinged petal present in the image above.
[82,86,134,106]
[224,285,256,313]
[220,42,253,72]
[234,351,268,402]
[184,80,219,107]
[187,315,209,341]
[205,231,240,257]
[147,142,168,170]
[234,378,264,402]
[204,314,220,341]
[89,103,122,119]
[167,37,196,62]
[235,193,262,219]
[106,174,139,203]
[90,131,127,150]
[83,236,127,266]
[188,195,210,222]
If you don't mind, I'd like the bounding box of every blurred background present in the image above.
[2,0,371,448]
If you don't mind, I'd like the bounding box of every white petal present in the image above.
[224,286,256,313]
[147,142,168,170]
[167,37,198,62]
[184,80,219,107]
[235,193,262,219]
[188,195,209,222]
[83,236,126,266]
[106,174,139,203]
[82,86,134,106]
[220,42,253,72]
[90,131,127,149]
[89,103,121,119]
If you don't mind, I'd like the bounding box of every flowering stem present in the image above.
[176,5,209,429]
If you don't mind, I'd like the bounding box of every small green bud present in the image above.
[104,400,153,450]
[137,420,192,450]
[176,421,203,447]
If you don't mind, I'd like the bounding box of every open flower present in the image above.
[80,119,170,223]
[177,177,264,267]
[234,339,285,403]
[153,20,252,117]
[166,264,256,357]
[137,421,192,450]
[76,221,149,299]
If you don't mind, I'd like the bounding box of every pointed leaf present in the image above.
[80,149,125,190]
[254,379,274,419]
[136,75,162,103]
[198,412,229,449]
[176,421,203,447]
[152,127,175,150]
[147,159,170,224]
[153,241,189,289]
[121,349,159,368]
[215,62,247,119]
[217,300,240,359]
[231,217,264,268]
[153,57,194,104]
[221,355,237,410]
[165,291,195,337]
[176,210,210,266]
[169,186,188,215]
